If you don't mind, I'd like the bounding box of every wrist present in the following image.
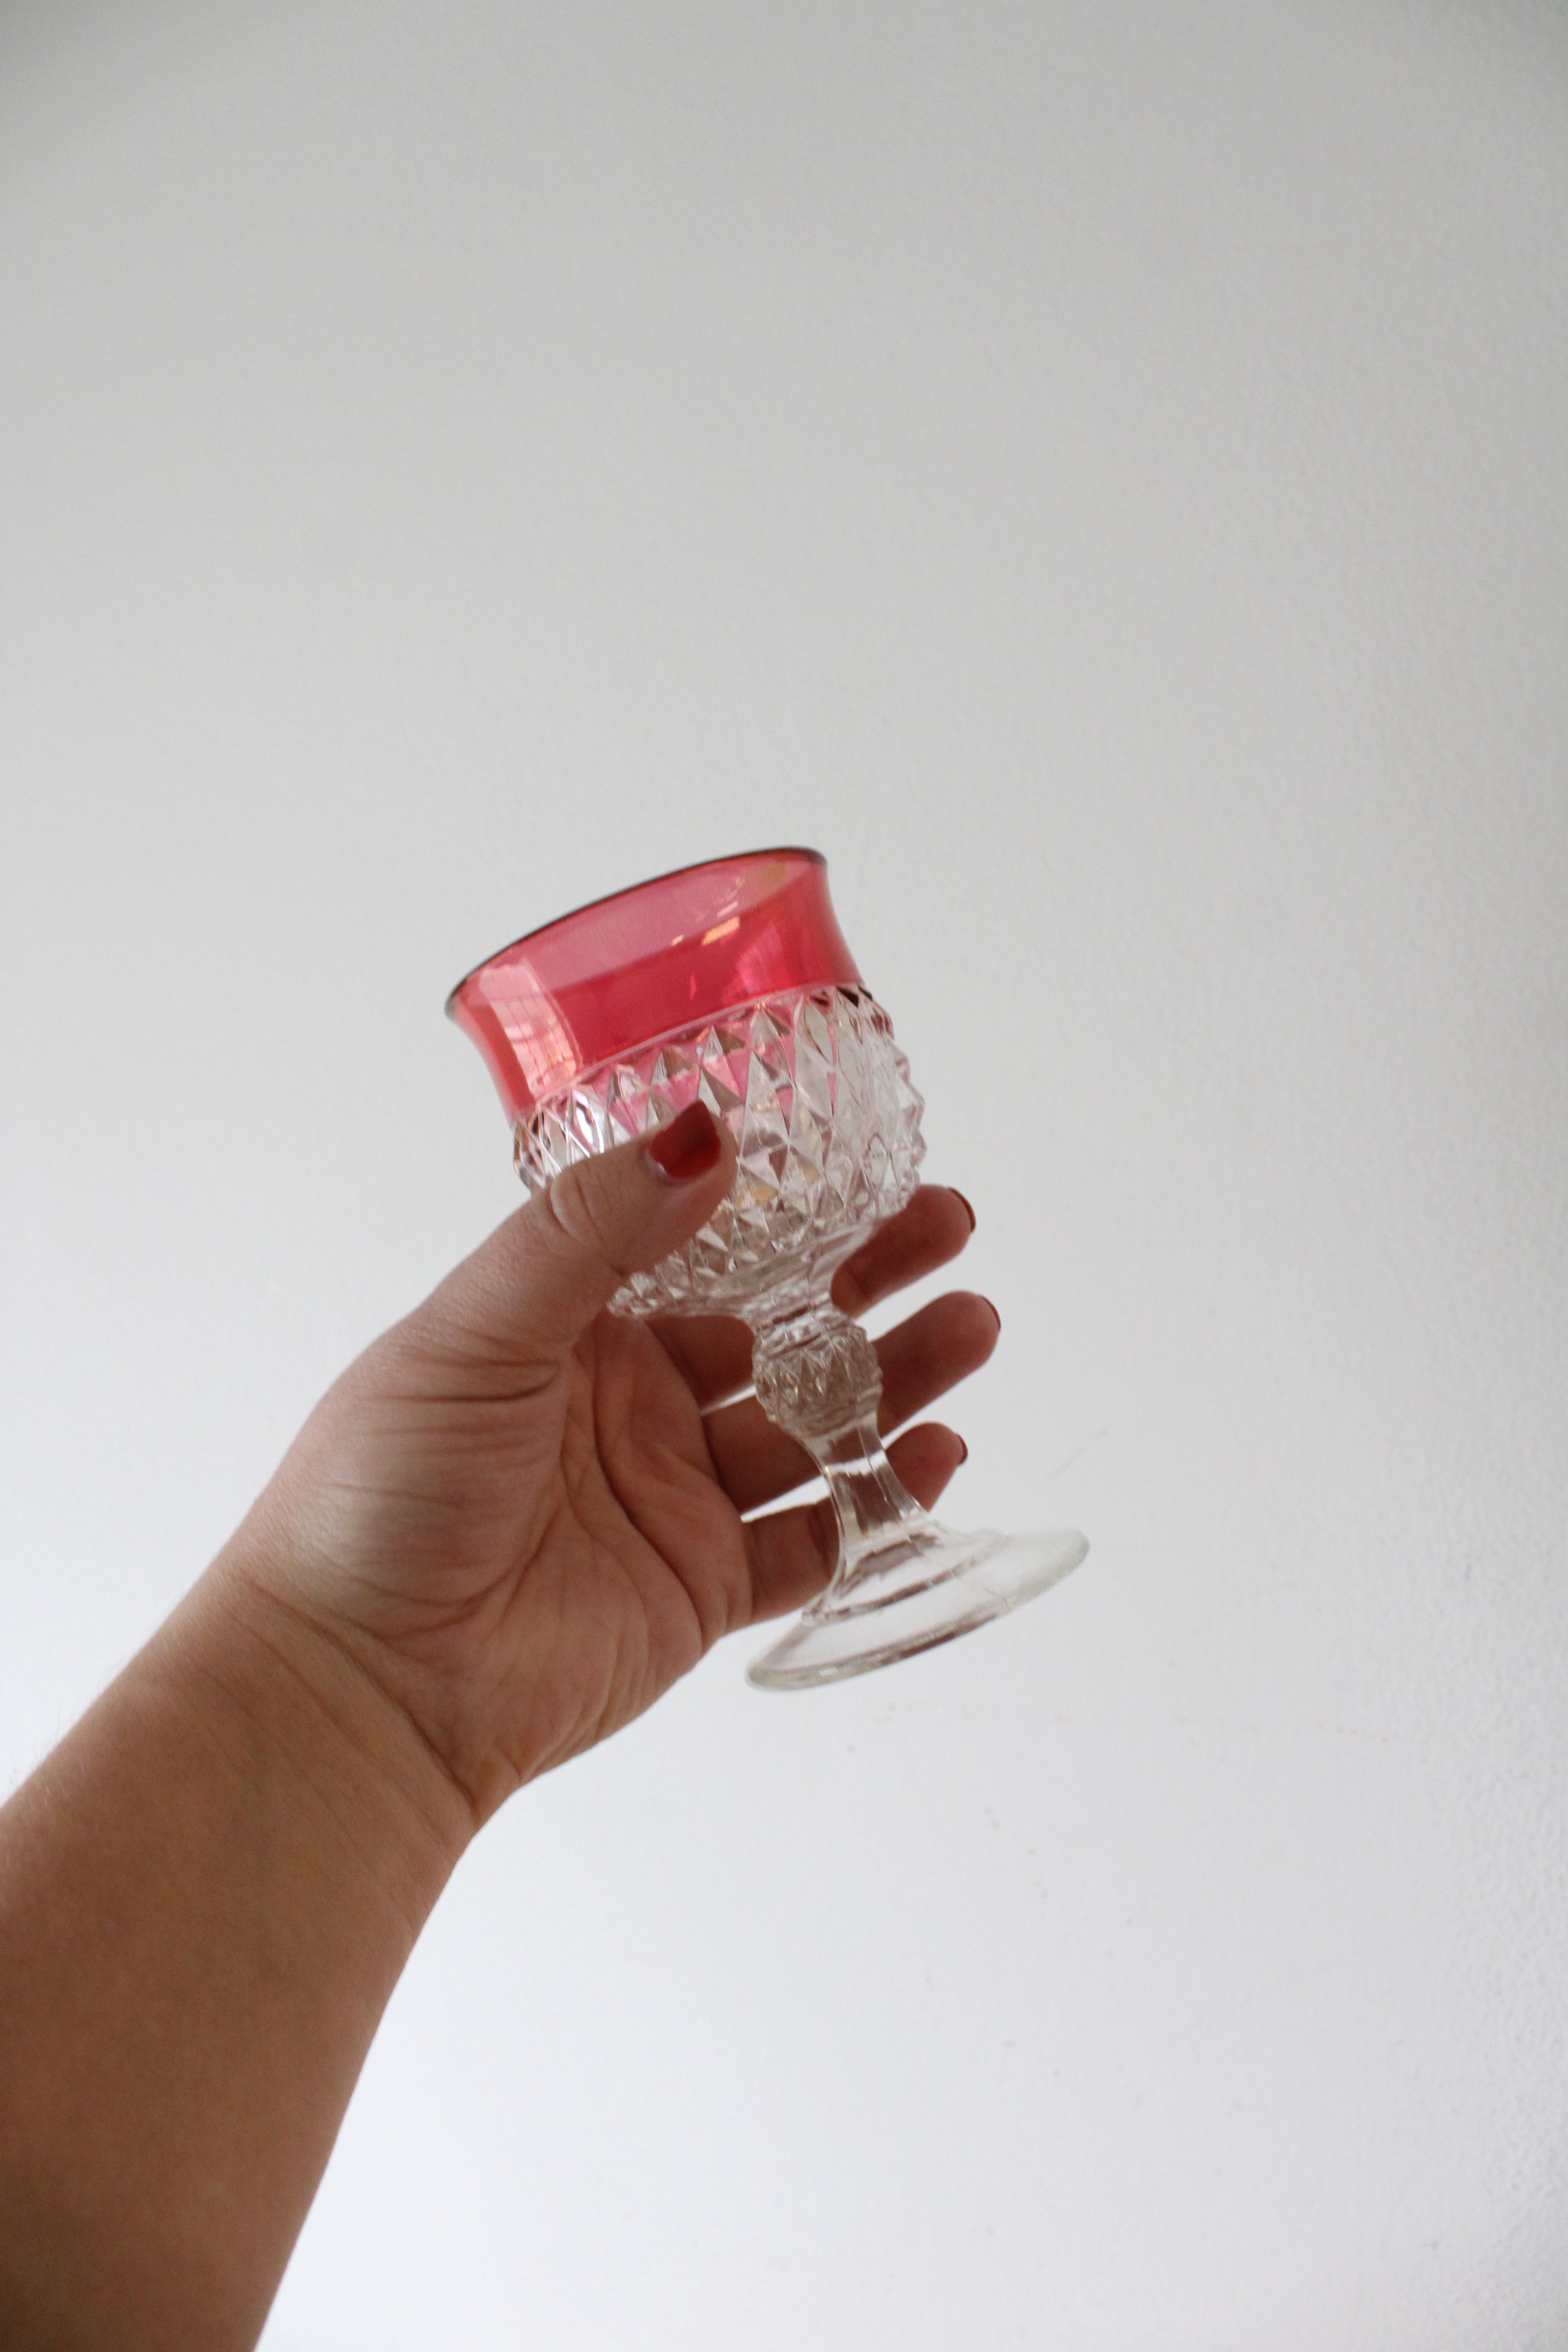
[164,1551,477,1920]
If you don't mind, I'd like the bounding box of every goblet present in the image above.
[447,847,1086,1688]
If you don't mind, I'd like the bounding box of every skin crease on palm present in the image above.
[234,1116,998,1827]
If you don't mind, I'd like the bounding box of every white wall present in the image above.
[3,5,1566,2346]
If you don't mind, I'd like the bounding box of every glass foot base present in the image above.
[746,1524,1088,1691]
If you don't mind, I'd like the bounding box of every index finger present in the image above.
[831,1184,976,1317]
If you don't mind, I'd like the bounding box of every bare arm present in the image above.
[0,1574,465,2351]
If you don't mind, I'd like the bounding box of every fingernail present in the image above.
[951,1190,977,1232]
[980,1296,1001,1334]
[956,1435,969,1464]
[647,1100,723,1183]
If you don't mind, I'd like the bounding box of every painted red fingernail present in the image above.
[956,1435,969,1464]
[648,1100,723,1182]
[980,1296,1001,1334]
[951,1190,977,1232]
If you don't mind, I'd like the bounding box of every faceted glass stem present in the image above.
[746,1291,1089,1688]
[750,1297,942,1609]
[809,1416,944,1606]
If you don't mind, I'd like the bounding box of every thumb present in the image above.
[417,1101,736,1372]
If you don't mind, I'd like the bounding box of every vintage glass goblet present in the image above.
[447,848,1086,1688]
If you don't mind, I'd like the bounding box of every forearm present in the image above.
[0,1553,471,2352]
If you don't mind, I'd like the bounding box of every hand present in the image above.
[227,1105,998,1826]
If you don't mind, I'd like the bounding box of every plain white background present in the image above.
[2,5,1566,2346]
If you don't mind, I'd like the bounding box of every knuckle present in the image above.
[544,1156,633,1280]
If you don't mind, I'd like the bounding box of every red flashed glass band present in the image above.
[446,848,863,1121]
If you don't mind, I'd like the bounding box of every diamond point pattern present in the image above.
[513,986,926,1317]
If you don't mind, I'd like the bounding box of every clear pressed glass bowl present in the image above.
[448,848,1086,1688]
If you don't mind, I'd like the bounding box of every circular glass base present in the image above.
[747,1523,1088,1691]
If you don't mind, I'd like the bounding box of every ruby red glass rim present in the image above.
[443,844,828,1012]
[446,845,864,1122]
